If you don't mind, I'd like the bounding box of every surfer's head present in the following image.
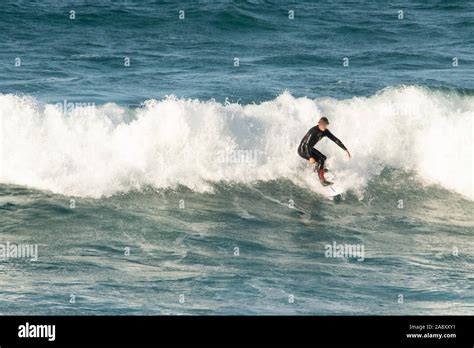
[318,117,329,130]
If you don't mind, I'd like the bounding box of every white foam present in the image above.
[0,86,472,199]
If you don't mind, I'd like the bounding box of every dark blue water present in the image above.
[0,1,473,315]
[1,0,473,105]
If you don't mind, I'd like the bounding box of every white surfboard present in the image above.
[316,169,345,200]
[325,183,344,199]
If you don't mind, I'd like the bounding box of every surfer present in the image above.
[298,117,351,185]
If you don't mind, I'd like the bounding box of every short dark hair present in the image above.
[319,117,330,125]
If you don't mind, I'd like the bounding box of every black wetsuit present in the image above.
[298,126,347,168]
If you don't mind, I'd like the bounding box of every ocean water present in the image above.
[0,1,473,315]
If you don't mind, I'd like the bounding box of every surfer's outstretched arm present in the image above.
[326,130,351,158]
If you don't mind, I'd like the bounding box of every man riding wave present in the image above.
[298,117,351,185]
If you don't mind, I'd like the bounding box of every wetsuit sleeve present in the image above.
[326,130,347,151]
[302,132,314,154]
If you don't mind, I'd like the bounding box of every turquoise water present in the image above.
[0,1,473,315]
[1,0,473,104]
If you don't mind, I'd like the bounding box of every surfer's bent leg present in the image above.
[311,149,327,182]
[297,147,311,161]
[311,149,326,168]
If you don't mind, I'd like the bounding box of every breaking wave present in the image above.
[1,85,472,199]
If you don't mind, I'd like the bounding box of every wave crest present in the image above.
[0,85,472,199]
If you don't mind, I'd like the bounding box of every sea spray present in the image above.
[0,86,472,199]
